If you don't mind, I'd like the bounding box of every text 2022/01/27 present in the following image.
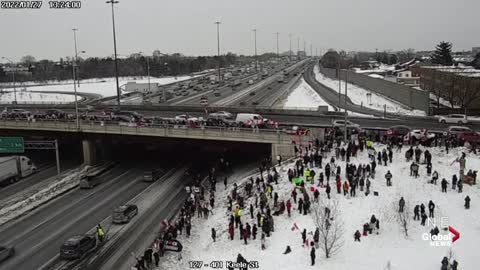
[0,1,82,9]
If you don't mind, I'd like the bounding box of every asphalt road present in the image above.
[0,160,78,200]
[0,164,154,270]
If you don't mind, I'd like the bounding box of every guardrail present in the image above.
[0,119,294,144]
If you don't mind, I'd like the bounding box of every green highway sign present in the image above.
[0,137,25,153]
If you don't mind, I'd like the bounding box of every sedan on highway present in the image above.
[209,111,233,119]
[438,114,468,124]
[112,204,138,224]
[332,119,360,128]
[0,246,15,262]
[60,235,96,259]
[404,129,436,141]
[445,126,472,137]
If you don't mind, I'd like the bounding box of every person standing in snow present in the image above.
[354,230,361,241]
[298,198,304,214]
[365,178,371,195]
[301,229,307,245]
[426,162,432,176]
[343,181,349,196]
[313,189,320,202]
[286,199,292,217]
[399,197,405,213]
[385,170,393,186]
[326,183,331,199]
[465,196,471,209]
[428,200,435,218]
[413,205,420,220]
[292,188,298,204]
[261,233,266,250]
[252,224,258,240]
[211,228,216,242]
[421,212,427,226]
[441,178,448,193]
[310,246,316,266]
[229,222,234,240]
[452,175,457,190]
[388,148,393,163]
[432,170,439,185]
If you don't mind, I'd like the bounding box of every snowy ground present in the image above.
[283,78,334,111]
[0,91,76,104]
[314,66,426,116]
[2,75,195,99]
[157,145,479,270]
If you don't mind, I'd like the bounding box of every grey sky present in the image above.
[1,0,479,61]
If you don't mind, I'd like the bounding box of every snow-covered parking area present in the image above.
[158,145,478,270]
[314,66,426,116]
[4,75,196,99]
[0,91,76,104]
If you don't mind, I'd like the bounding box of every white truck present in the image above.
[0,156,37,186]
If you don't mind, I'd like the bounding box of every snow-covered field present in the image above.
[158,145,478,270]
[283,78,334,111]
[314,66,426,116]
[3,75,195,99]
[0,91,76,104]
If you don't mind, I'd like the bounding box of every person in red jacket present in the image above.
[286,199,292,217]
[336,176,342,194]
[343,181,349,196]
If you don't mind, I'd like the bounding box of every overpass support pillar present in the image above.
[271,142,295,163]
[82,139,97,166]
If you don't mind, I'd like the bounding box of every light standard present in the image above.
[289,33,292,62]
[253,29,258,72]
[214,21,221,82]
[274,32,280,59]
[343,64,354,142]
[139,52,151,93]
[1,57,17,105]
[106,0,121,107]
[72,28,85,129]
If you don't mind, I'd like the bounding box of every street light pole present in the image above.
[275,32,279,59]
[344,68,348,142]
[289,33,292,62]
[253,29,258,72]
[214,21,221,82]
[72,28,80,130]
[140,52,151,93]
[106,0,121,108]
[1,57,17,105]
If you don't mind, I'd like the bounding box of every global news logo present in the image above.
[421,217,460,247]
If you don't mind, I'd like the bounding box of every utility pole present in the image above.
[253,29,258,72]
[297,37,300,55]
[303,40,306,54]
[72,28,80,130]
[275,32,280,59]
[289,33,292,62]
[106,0,121,108]
[1,57,16,105]
[310,44,312,58]
[344,69,348,142]
[214,21,221,81]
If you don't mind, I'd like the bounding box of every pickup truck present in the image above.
[79,162,116,189]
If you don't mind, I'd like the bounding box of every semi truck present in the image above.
[0,156,37,186]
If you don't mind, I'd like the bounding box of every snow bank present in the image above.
[314,66,427,116]
[0,91,76,104]
[157,145,479,270]
[0,166,89,226]
[283,78,334,111]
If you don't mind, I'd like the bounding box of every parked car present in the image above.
[1,108,31,118]
[457,131,480,143]
[175,114,193,121]
[112,204,138,224]
[286,126,310,136]
[405,129,436,141]
[114,111,143,121]
[438,114,468,124]
[208,111,233,119]
[213,90,221,97]
[45,109,67,119]
[235,113,267,128]
[0,246,15,262]
[386,125,411,137]
[60,235,96,259]
[445,126,472,137]
[332,119,360,128]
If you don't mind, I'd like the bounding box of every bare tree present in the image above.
[311,198,344,258]
[392,199,411,238]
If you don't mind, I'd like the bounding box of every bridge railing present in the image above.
[0,118,296,143]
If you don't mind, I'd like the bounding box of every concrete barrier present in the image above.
[319,66,429,113]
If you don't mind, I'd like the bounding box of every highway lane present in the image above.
[0,164,155,270]
[0,160,79,200]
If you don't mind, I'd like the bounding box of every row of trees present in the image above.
[0,52,274,83]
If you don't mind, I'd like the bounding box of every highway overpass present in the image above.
[0,120,299,165]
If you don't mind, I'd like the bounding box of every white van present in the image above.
[235,113,267,128]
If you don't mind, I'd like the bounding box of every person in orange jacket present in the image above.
[343,181,349,196]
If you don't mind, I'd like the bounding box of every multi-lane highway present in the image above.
[0,164,154,270]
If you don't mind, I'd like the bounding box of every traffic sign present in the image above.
[0,137,24,153]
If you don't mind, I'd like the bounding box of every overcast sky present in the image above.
[1,0,478,62]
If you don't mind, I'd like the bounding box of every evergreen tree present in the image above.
[431,41,453,66]
[320,51,340,69]
[472,52,480,69]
